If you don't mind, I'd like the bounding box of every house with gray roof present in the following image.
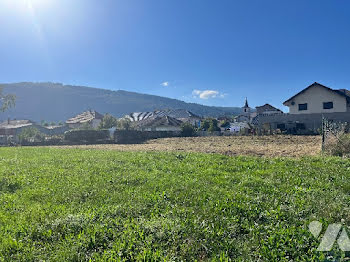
[134,116,183,131]
[125,109,201,126]
[256,104,283,115]
[0,119,68,144]
[66,110,104,129]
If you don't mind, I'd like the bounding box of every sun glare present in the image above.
[24,0,51,9]
[4,0,52,11]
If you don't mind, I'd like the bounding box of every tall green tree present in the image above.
[117,118,132,130]
[200,118,220,132]
[99,114,118,129]
[18,127,44,143]
[0,88,15,112]
[181,122,196,137]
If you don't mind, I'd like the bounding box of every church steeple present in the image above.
[244,97,249,108]
[242,97,251,116]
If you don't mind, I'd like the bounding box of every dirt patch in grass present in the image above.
[51,135,321,157]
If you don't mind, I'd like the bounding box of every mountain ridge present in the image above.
[0,82,243,122]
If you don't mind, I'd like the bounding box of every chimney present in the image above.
[7,117,10,124]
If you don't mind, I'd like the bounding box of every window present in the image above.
[298,103,308,111]
[323,102,333,109]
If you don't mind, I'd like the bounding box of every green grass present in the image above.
[0,148,349,261]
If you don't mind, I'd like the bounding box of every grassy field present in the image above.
[0,147,348,261]
[53,135,322,158]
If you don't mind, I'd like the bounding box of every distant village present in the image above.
[1,82,350,145]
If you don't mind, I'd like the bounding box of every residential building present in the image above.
[0,119,67,144]
[252,104,283,126]
[256,104,283,115]
[0,120,34,144]
[228,122,252,133]
[234,115,250,123]
[125,109,201,126]
[134,116,183,131]
[44,125,70,136]
[66,110,104,129]
[257,82,350,133]
[283,82,350,114]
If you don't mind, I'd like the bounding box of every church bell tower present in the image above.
[242,97,251,117]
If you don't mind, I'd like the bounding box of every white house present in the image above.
[229,122,251,133]
[283,82,350,114]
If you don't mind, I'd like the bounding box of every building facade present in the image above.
[283,82,350,114]
[66,110,104,129]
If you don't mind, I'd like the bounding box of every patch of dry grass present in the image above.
[52,135,321,157]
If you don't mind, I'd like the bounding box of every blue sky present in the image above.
[1,0,350,110]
